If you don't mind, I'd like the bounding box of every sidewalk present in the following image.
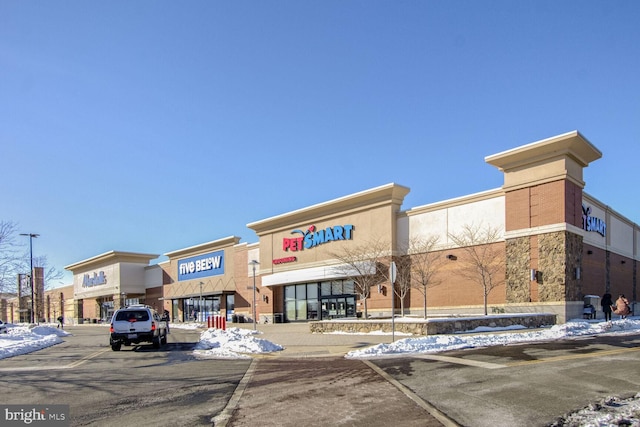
[234,321,396,357]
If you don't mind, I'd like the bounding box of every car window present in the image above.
[115,310,150,322]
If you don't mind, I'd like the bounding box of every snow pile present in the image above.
[345,318,640,359]
[193,327,284,359]
[0,323,69,360]
[551,394,640,427]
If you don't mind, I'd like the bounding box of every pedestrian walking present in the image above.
[601,293,613,321]
[57,315,64,329]
[162,309,170,333]
[613,294,631,319]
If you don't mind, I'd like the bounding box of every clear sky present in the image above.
[2,1,639,287]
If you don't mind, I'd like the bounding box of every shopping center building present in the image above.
[8,131,636,326]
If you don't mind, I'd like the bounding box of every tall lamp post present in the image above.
[20,233,39,324]
[199,281,204,322]
[249,260,259,330]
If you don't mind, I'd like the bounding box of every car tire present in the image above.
[111,343,121,351]
[152,335,161,349]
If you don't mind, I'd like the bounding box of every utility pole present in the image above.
[20,233,39,324]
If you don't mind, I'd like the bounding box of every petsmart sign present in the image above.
[178,250,225,281]
[283,224,354,252]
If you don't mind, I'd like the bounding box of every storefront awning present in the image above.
[261,262,375,287]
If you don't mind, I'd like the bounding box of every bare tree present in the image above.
[329,238,391,319]
[0,221,21,294]
[0,220,63,294]
[396,236,443,319]
[448,223,505,315]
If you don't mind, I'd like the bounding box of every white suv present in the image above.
[109,305,168,351]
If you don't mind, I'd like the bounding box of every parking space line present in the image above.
[211,358,257,426]
[414,354,507,369]
[65,348,110,369]
[0,348,110,372]
[364,360,462,427]
[505,346,640,367]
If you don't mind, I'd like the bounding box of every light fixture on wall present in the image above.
[530,269,537,281]
[262,294,268,303]
[446,254,457,261]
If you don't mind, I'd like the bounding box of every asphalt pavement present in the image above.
[214,323,456,426]
[214,322,640,427]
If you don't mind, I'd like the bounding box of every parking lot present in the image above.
[1,324,639,426]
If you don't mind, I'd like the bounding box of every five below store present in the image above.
[64,131,640,325]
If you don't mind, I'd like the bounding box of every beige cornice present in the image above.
[164,236,241,259]
[65,251,159,272]
[401,188,504,217]
[485,131,602,191]
[247,183,410,235]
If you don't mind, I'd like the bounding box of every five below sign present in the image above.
[178,250,225,281]
[283,224,354,252]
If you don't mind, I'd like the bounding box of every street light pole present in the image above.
[199,281,204,322]
[249,260,259,331]
[20,233,39,324]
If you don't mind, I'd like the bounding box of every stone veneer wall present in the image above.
[309,314,556,335]
[506,236,531,303]
[538,231,583,302]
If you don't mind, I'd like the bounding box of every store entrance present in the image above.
[283,280,357,322]
[320,296,356,320]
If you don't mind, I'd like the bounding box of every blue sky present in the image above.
[2,1,639,287]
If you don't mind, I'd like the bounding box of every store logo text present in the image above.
[179,256,222,275]
[283,224,354,252]
[582,205,606,237]
[82,271,107,288]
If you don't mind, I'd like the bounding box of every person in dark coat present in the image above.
[57,315,64,329]
[601,293,613,321]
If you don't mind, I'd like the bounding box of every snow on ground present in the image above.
[192,327,283,359]
[0,323,69,359]
[344,318,640,359]
[2,318,640,425]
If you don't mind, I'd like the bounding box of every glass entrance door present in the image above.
[320,297,354,320]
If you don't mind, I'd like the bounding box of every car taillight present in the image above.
[110,324,114,333]
[151,321,156,331]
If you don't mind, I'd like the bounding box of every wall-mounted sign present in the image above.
[283,224,354,252]
[83,271,107,288]
[582,205,606,237]
[178,250,225,281]
[273,256,297,265]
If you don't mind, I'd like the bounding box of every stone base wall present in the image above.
[309,313,557,335]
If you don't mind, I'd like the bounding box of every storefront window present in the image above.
[307,284,318,299]
[331,280,342,295]
[225,294,235,321]
[284,280,356,321]
[182,297,220,322]
[344,280,355,294]
[320,281,332,296]
[307,299,319,320]
[296,284,306,300]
